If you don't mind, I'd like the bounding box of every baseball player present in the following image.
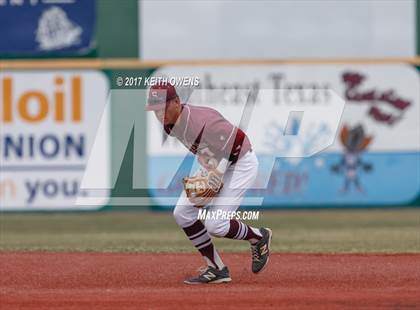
[146,82,272,284]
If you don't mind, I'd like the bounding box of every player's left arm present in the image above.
[183,119,238,206]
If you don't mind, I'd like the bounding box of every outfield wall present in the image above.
[0,59,419,210]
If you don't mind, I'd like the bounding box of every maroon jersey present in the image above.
[164,104,252,164]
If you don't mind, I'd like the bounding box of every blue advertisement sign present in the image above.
[0,0,96,55]
[148,152,420,208]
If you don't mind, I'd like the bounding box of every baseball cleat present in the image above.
[251,228,273,274]
[184,266,232,284]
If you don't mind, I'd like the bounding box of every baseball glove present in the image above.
[183,170,223,208]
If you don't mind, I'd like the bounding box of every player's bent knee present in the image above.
[204,218,229,237]
[173,205,187,226]
[173,205,196,228]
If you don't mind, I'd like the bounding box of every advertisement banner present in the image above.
[0,0,96,55]
[147,64,420,207]
[0,71,109,210]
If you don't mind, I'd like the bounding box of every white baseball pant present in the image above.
[173,150,259,237]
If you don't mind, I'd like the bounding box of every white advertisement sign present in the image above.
[147,64,419,206]
[0,71,110,210]
[148,64,420,155]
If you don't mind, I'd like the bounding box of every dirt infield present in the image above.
[1,252,419,310]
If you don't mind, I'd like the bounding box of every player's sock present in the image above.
[224,219,263,245]
[183,220,225,270]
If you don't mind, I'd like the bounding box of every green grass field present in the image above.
[1,209,419,253]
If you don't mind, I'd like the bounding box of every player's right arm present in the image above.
[197,154,218,170]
